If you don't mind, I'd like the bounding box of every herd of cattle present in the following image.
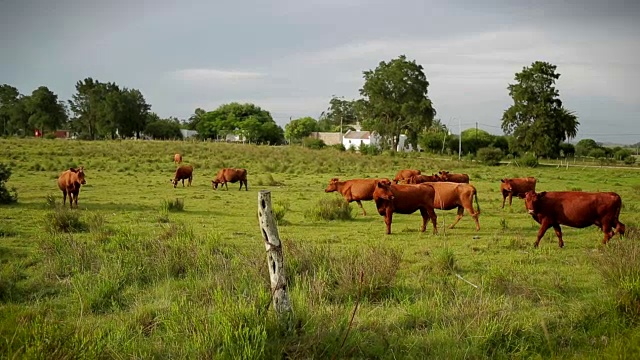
[55,154,626,248]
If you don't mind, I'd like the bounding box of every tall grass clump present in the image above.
[255,173,283,186]
[305,197,354,221]
[520,153,539,168]
[0,162,18,204]
[477,147,503,166]
[593,237,640,321]
[44,207,88,233]
[161,198,184,212]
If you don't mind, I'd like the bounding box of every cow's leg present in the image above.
[602,223,614,244]
[508,193,513,207]
[62,190,67,206]
[534,219,552,248]
[182,179,185,187]
[468,206,481,231]
[355,200,366,216]
[224,182,229,191]
[428,207,438,234]
[552,224,564,248]
[501,192,506,209]
[188,176,192,187]
[419,208,428,232]
[384,210,393,234]
[448,206,464,229]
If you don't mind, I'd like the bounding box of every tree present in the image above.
[187,108,206,130]
[460,128,494,155]
[501,61,579,157]
[318,96,360,132]
[559,143,575,158]
[575,139,599,157]
[284,117,318,143]
[196,102,285,144]
[25,86,68,133]
[359,55,436,151]
[144,114,183,140]
[0,84,29,136]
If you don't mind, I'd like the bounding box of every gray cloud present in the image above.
[1,0,639,144]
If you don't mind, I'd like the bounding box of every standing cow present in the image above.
[393,169,421,184]
[525,190,626,248]
[57,167,87,208]
[422,182,481,231]
[171,165,193,188]
[373,180,438,235]
[500,177,537,208]
[325,177,386,216]
[438,171,470,183]
[212,168,248,191]
[174,153,183,164]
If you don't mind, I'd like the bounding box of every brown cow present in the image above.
[324,177,386,216]
[174,153,183,164]
[171,165,193,188]
[438,170,470,183]
[422,181,481,231]
[524,190,626,248]
[500,177,537,208]
[212,168,248,191]
[393,169,421,184]
[57,167,87,208]
[407,174,441,184]
[373,180,438,235]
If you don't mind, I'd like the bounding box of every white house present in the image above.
[343,130,380,150]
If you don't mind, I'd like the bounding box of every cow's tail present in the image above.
[474,189,481,214]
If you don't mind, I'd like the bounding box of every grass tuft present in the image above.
[44,208,88,233]
[305,197,354,221]
[161,198,184,212]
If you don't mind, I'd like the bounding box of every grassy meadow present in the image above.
[1,138,640,359]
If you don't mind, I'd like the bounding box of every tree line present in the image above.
[4,57,629,159]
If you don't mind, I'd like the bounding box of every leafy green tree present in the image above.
[615,148,632,161]
[0,84,30,136]
[589,148,606,159]
[460,128,494,155]
[187,108,206,131]
[501,61,579,157]
[359,55,436,151]
[196,102,284,144]
[559,143,575,158]
[575,139,599,157]
[25,86,68,133]
[144,115,183,140]
[285,117,318,143]
[492,136,510,154]
[318,96,360,132]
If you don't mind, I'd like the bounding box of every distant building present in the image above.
[343,130,380,151]
[309,132,342,146]
[180,129,198,139]
[54,130,72,139]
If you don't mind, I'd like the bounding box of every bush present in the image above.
[476,147,503,166]
[44,133,57,140]
[45,208,88,233]
[272,200,290,224]
[624,156,637,165]
[305,197,354,221]
[331,143,346,152]
[589,148,606,159]
[520,154,539,168]
[302,138,326,149]
[359,143,381,155]
[161,198,184,212]
[0,162,18,204]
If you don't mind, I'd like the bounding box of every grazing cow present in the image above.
[171,165,193,188]
[373,180,438,235]
[393,169,421,184]
[212,168,248,191]
[438,170,470,183]
[407,174,441,184]
[174,153,183,164]
[57,167,87,209]
[524,190,626,248]
[324,177,386,216]
[500,177,537,208]
[422,182,481,231]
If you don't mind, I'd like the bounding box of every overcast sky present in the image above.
[1,0,639,144]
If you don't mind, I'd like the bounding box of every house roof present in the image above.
[344,131,371,140]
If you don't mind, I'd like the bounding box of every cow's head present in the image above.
[500,178,513,192]
[71,167,87,185]
[373,179,394,201]
[324,178,340,193]
[211,179,220,190]
[438,170,450,181]
[524,190,545,215]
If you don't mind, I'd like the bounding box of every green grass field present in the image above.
[1,138,640,359]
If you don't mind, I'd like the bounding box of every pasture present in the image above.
[1,138,640,359]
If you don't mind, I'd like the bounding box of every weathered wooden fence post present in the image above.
[258,190,293,318]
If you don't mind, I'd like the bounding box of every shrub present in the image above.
[302,138,326,149]
[44,208,88,233]
[305,197,354,221]
[359,143,381,155]
[589,148,606,159]
[272,200,290,223]
[0,162,18,204]
[520,154,539,168]
[477,147,503,166]
[44,133,57,140]
[161,198,184,212]
[624,156,637,165]
[331,143,346,152]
